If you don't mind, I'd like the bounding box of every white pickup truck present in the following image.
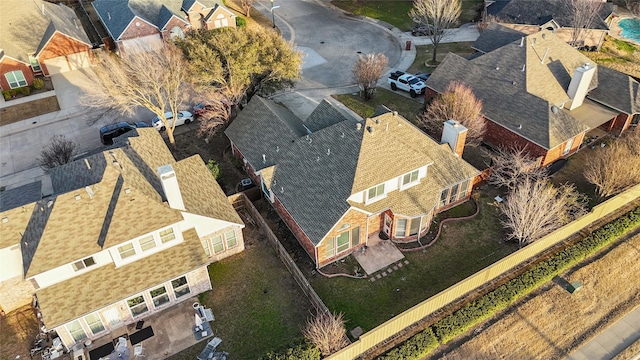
[387,71,426,98]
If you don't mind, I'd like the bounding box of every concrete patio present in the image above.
[83,298,212,360]
[353,234,405,275]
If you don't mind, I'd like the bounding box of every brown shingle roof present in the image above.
[0,203,36,249]
[36,228,208,328]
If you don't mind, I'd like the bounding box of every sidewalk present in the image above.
[566,305,640,360]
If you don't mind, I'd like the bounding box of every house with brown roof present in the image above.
[484,0,616,47]
[0,0,93,91]
[425,29,639,167]
[0,129,244,349]
[92,0,236,52]
[225,97,479,268]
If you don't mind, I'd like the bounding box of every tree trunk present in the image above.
[431,43,438,63]
[245,6,251,17]
[167,128,176,145]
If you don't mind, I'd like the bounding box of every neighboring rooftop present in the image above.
[473,23,526,54]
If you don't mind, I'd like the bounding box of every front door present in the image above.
[383,214,391,236]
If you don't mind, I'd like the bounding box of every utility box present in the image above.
[406,40,411,50]
[568,281,582,294]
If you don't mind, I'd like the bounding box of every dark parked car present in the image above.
[100,121,150,145]
[411,24,443,36]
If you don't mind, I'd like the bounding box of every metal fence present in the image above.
[327,183,640,359]
[229,193,330,316]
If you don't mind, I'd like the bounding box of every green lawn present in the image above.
[407,42,475,73]
[331,0,482,31]
[333,88,424,124]
[167,226,311,359]
[309,195,517,332]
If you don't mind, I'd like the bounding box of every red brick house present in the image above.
[426,29,639,167]
[225,97,479,268]
[0,0,93,91]
[93,0,236,53]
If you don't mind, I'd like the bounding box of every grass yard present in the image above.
[332,88,424,124]
[0,304,40,360]
[437,227,640,360]
[331,1,483,31]
[407,42,475,73]
[582,35,640,78]
[168,225,312,359]
[309,194,517,332]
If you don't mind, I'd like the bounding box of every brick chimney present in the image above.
[441,120,468,157]
[158,164,185,211]
[565,63,596,111]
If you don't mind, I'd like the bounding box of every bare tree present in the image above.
[409,0,461,63]
[501,178,586,247]
[240,0,255,17]
[419,81,485,146]
[38,135,77,173]
[624,0,640,16]
[86,44,193,145]
[193,92,234,139]
[565,0,604,47]
[303,312,350,356]
[584,132,640,198]
[486,146,547,190]
[352,53,388,101]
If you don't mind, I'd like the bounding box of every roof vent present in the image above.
[327,148,331,155]
[2,217,8,223]
[316,156,320,162]
[75,194,81,201]
[108,12,111,20]
[276,146,280,152]
[85,186,94,198]
[124,188,131,194]
[495,66,499,70]
[521,64,526,72]
[386,123,389,131]
[519,37,524,47]
[532,37,537,44]
[392,111,398,117]
[47,200,53,208]
[512,80,516,85]
[280,187,284,193]
[551,105,559,114]
[367,126,374,134]
[84,158,91,170]
[375,118,380,124]
[340,132,345,138]
[542,33,546,39]
[262,154,266,164]
[356,123,362,130]
[517,124,522,129]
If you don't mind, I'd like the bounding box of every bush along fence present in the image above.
[378,206,640,360]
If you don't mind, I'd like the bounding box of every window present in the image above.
[326,238,335,258]
[367,184,385,201]
[160,228,175,243]
[409,217,421,236]
[84,313,105,335]
[171,276,190,298]
[72,257,96,271]
[118,243,136,259]
[449,183,460,203]
[225,230,237,248]
[351,227,360,247]
[139,235,156,251]
[4,70,27,89]
[459,180,470,200]
[29,56,42,72]
[262,180,272,200]
[562,138,574,156]
[66,320,87,342]
[211,235,224,254]
[336,232,350,253]
[395,218,407,237]
[420,215,429,232]
[439,189,449,207]
[150,286,169,307]
[402,170,419,186]
[201,237,211,257]
[127,295,148,317]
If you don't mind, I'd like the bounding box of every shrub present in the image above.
[236,16,247,27]
[382,206,640,359]
[2,90,11,100]
[206,160,221,180]
[19,86,30,96]
[33,77,45,90]
[260,342,321,360]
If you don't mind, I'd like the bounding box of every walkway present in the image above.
[566,305,640,360]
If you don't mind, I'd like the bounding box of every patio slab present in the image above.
[353,235,405,275]
[85,297,212,360]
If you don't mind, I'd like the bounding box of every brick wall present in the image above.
[317,209,368,267]
[38,33,91,62]
[0,58,34,91]
[610,113,632,135]
[119,17,160,40]
[367,214,382,237]
[160,17,190,40]
[271,196,317,263]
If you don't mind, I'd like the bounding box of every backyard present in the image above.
[582,35,640,78]
[0,304,40,360]
[331,0,483,30]
[333,88,424,124]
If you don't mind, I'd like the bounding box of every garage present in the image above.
[43,52,91,75]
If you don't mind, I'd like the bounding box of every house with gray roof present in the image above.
[226,97,479,268]
[0,0,93,91]
[484,0,616,47]
[426,29,639,167]
[0,129,244,350]
[92,0,235,52]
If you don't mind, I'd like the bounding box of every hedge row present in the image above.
[380,207,640,360]
[260,342,321,360]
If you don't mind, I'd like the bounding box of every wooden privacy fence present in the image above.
[229,193,330,316]
[327,183,640,359]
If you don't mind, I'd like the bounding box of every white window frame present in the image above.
[29,55,42,72]
[126,294,149,317]
[138,234,156,251]
[335,231,350,253]
[562,138,574,156]
[395,218,408,237]
[366,183,386,203]
[118,243,136,259]
[160,227,176,243]
[72,256,96,272]
[171,276,190,298]
[211,234,224,254]
[150,285,170,308]
[225,230,238,249]
[201,237,211,257]
[5,70,27,89]
[400,169,419,189]
[66,320,87,342]
[84,313,105,335]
